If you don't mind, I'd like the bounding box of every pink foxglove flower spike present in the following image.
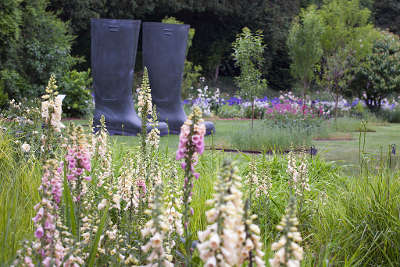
[176,106,206,266]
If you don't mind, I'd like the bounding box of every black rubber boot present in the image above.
[91,19,168,136]
[142,22,215,135]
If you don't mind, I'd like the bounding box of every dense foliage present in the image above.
[2,0,400,115]
[350,31,400,111]
[287,5,324,98]
[0,0,75,101]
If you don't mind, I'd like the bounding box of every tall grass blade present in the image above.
[87,203,109,267]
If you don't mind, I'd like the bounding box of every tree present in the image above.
[350,31,400,112]
[318,0,377,118]
[320,47,353,119]
[232,27,267,128]
[0,0,21,65]
[287,5,324,101]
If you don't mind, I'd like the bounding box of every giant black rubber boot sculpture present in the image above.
[142,22,215,135]
[91,19,168,136]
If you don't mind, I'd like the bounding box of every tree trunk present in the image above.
[214,64,219,83]
[251,100,255,129]
[333,77,340,135]
[303,79,308,116]
[334,84,339,123]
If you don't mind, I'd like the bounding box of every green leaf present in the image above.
[63,161,77,236]
[87,203,109,267]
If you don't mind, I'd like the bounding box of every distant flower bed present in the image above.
[186,89,400,120]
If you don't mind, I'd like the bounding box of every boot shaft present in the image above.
[142,22,189,104]
[91,19,140,103]
[91,19,144,136]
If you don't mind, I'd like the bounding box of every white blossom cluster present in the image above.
[193,84,222,117]
[92,116,113,188]
[146,127,160,149]
[197,161,264,266]
[41,74,65,132]
[137,67,153,121]
[83,132,131,264]
[246,159,272,198]
[195,85,212,116]
[242,206,265,266]
[163,166,184,251]
[141,186,174,267]
[286,152,310,197]
[269,197,303,267]
[116,156,139,211]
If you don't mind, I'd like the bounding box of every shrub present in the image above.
[379,108,400,123]
[0,69,28,102]
[0,79,8,109]
[0,0,75,100]
[218,104,242,118]
[59,69,92,118]
[243,104,265,119]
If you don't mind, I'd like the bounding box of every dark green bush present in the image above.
[0,0,75,101]
[0,69,28,102]
[59,69,92,118]
[379,108,400,123]
[0,79,8,109]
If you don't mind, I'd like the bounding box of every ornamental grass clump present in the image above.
[197,160,265,267]
[269,196,303,267]
[175,106,205,265]
[12,159,68,267]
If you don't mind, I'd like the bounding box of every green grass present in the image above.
[322,117,377,133]
[0,133,41,265]
[230,122,312,152]
[309,170,400,266]
[2,118,400,265]
[314,123,400,171]
[66,119,400,169]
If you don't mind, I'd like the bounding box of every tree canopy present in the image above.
[287,5,324,98]
[350,31,400,111]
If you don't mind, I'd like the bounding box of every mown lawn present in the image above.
[66,119,400,171]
